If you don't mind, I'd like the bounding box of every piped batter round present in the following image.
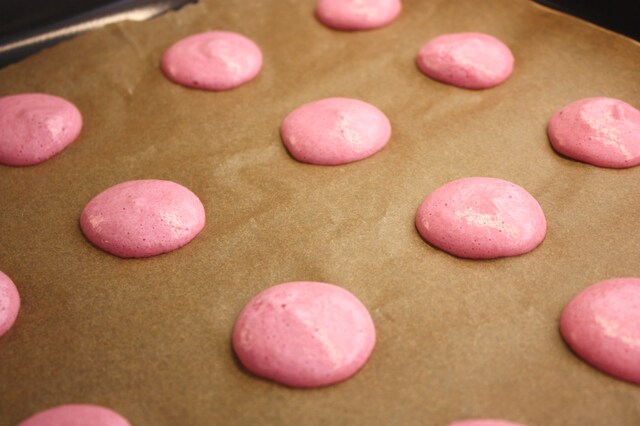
[560,277,640,384]
[161,31,262,91]
[0,271,20,338]
[315,0,402,31]
[415,177,547,259]
[416,32,514,89]
[19,404,130,426]
[448,420,527,426]
[0,93,82,166]
[547,97,640,168]
[280,97,391,165]
[232,281,376,388]
[80,179,206,258]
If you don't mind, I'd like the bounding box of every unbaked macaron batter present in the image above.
[315,0,402,31]
[0,271,20,338]
[415,177,546,259]
[560,277,640,384]
[280,97,391,165]
[0,93,82,166]
[547,97,640,168]
[80,179,206,258]
[448,420,527,426]
[416,32,514,89]
[162,31,262,91]
[19,404,130,426]
[232,281,376,388]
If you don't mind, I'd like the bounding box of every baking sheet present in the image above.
[0,0,639,425]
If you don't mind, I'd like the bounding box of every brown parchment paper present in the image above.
[1,0,639,424]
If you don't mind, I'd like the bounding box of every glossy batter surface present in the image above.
[280,97,391,165]
[0,271,20,338]
[416,32,514,89]
[315,0,402,30]
[232,281,376,388]
[80,179,206,258]
[415,177,546,259]
[162,31,262,91]
[560,277,640,384]
[0,93,82,166]
[548,97,640,168]
[19,404,130,426]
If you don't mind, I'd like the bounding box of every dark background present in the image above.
[534,0,639,40]
[0,0,121,38]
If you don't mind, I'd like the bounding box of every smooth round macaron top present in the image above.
[547,97,640,168]
[415,177,547,259]
[448,420,527,426]
[232,281,376,388]
[280,97,391,165]
[19,404,130,426]
[80,179,206,258]
[0,271,20,338]
[161,30,262,91]
[416,32,514,89]
[315,0,402,31]
[560,277,640,384]
[0,93,82,166]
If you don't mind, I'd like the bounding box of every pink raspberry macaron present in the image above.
[232,281,376,388]
[416,32,514,89]
[162,31,262,91]
[80,179,206,258]
[416,177,546,259]
[548,97,640,168]
[560,277,640,384]
[315,0,402,31]
[448,420,527,426]
[0,93,82,166]
[0,271,20,338]
[280,97,391,165]
[18,404,130,426]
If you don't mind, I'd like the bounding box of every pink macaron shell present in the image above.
[416,32,514,89]
[232,281,376,388]
[548,97,640,168]
[0,93,82,166]
[161,31,262,91]
[0,271,20,338]
[415,177,547,259]
[280,97,391,165]
[315,0,402,31]
[80,179,206,258]
[448,420,527,426]
[560,277,640,384]
[19,404,130,426]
